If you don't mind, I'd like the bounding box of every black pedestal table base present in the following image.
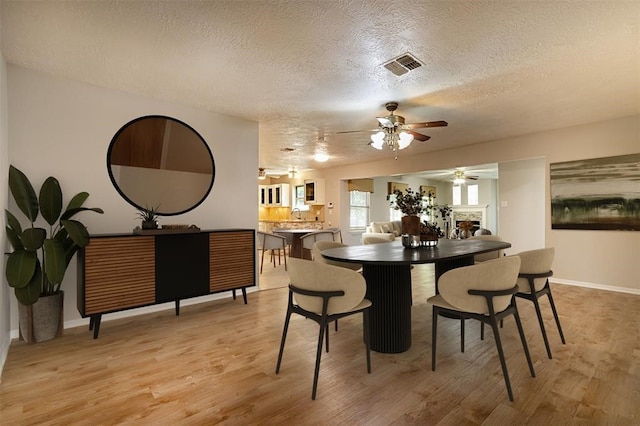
[362,264,412,353]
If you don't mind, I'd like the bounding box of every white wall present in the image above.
[308,115,640,292]
[5,66,259,334]
[0,51,11,372]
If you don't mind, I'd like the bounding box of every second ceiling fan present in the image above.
[337,102,448,159]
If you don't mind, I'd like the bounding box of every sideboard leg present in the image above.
[242,288,248,304]
[89,316,95,331]
[175,300,180,316]
[232,289,237,300]
[92,315,102,339]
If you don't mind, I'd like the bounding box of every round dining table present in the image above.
[322,238,511,353]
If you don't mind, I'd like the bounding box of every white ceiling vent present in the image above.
[383,53,423,76]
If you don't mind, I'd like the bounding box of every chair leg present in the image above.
[325,323,330,353]
[312,318,328,400]
[481,322,484,340]
[432,307,438,371]
[275,307,293,374]
[363,310,371,373]
[532,294,553,359]
[260,249,266,274]
[513,303,536,379]
[460,316,465,353]
[547,290,566,344]
[489,318,514,402]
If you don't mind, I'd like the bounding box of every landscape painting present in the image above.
[550,153,640,231]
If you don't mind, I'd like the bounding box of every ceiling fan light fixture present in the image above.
[314,151,329,162]
[258,167,266,180]
[370,131,385,150]
[288,169,297,178]
[397,131,414,149]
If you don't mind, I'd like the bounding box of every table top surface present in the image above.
[321,239,511,265]
[273,229,327,234]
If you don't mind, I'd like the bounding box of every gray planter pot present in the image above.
[18,291,64,343]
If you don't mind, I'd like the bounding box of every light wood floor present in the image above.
[2,263,639,425]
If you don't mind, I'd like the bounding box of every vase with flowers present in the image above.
[391,187,426,235]
[458,220,475,239]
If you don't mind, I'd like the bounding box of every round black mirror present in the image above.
[107,115,215,216]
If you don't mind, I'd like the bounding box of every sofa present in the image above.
[361,220,402,244]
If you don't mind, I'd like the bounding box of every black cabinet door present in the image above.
[155,233,209,303]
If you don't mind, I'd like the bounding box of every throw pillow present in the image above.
[381,224,392,234]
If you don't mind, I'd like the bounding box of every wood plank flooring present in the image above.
[1,263,639,425]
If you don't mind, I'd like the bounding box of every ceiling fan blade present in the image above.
[467,176,479,180]
[408,131,430,142]
[336,128,379,135]
[404,120,448,130]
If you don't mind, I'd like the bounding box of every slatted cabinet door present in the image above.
[82,236,156,315]
[209,230,255,293]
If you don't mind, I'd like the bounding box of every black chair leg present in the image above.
[480,322,484,340]
[275,308,292,374]
[489,319,514,402]
[312,319,328,400]
[547,291,566,344]
[532,295,553,359]
[460,316,465,353]
[363,310,371,373]
[432,307,438,371]
[513,304,536,378]
[325,323,330,353]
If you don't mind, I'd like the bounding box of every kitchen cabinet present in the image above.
[304,179,325,205]
[265,183,290,207]
[77,229,255,338]
[259,185,268,206]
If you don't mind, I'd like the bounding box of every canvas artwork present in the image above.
[550,153,640,231]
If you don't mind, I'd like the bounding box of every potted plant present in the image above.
[5,165,103,343]
[136,206,160,229]
[391,187,426,235]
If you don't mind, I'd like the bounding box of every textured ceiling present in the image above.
[2,1,639,177]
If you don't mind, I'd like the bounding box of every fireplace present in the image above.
[450,205,488,234]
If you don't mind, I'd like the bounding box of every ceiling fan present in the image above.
[453,170,478,184]
[337,102,448,159]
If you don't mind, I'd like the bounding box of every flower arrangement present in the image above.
[391,188,426,216]
[459,221,475,232]
[420,220,443,238]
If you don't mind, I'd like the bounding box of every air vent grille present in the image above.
[383,53,423,76]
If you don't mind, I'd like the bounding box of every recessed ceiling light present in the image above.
[314,152,329,162]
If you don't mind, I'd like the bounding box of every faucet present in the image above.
[291,208,302,220]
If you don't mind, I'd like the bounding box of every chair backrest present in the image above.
[438,256,521,315]
[312,241,362,271]
[467,235,505,262]
[300,231,335,250]
[287,257,367,315]
[474,228,492,236]
[257,231,286,250]
[515,247,554,292]
[326,227,343,242]
[273,228,293,245]
[363,235,394,244]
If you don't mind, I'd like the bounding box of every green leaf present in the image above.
[5,209,23,234]
[22,227,46,251]
[60,206,104,221]
[14,264,42,305]
[39,176,63,226]
[66,192,89,210]
[61,219,90,247]
[5,250,37,288]
[6,226,24,250]
[43,239,66,285]
[8,165,39,222]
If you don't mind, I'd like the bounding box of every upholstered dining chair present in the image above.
[256,231,288,273]
[326,227,343,243]
[300,230,336,260]
[514,247,565,359]
[275,258,372,400]
[468,235,505,262]
[312,240,362,271]
[428,256,536,401]
[273,228,293,256]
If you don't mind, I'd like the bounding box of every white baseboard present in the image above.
[9,286,260,340]
[552,278,640,295]
[0,333,11,380]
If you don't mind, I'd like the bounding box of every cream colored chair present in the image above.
[326,227,343,243]
[273,228,293,256]
[300,230,335,259]
[275,258,372,400]
[515,247,565,359]
[312,240,362,271]
[256,231,288,273]
[428,256,535,401]
[468,235,505,262]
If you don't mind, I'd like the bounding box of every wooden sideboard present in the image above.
[77,229,255,338]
